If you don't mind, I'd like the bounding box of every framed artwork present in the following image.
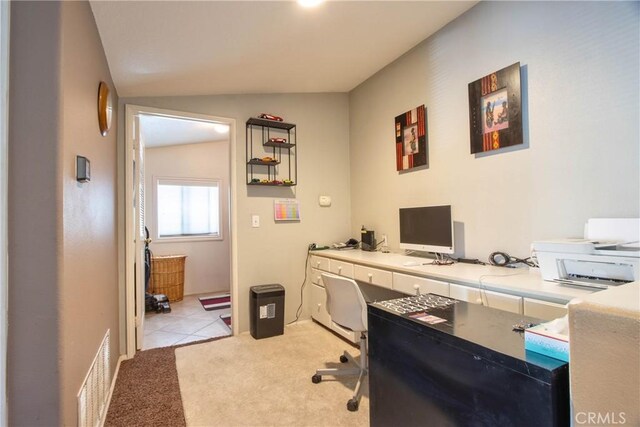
[274,199,300,221]
[395,105,427,171]
[468,62,522,154]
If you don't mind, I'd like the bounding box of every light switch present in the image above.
[251,215,260,228]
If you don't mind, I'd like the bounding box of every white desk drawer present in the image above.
[484,290,523,314]
[311,268,324,286]
[393,273,449,296]
[449,284,482,304]
[329,259,354,278]
[449,284,523,314]
[354,265,393,289]
[310,255,330,272]
[524,298,567,321]
[310,283,331,328]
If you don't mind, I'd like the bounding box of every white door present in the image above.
[133,118,146,350]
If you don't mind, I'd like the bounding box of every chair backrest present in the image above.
[321,273,368,332]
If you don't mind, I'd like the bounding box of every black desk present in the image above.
[368,298,569,427]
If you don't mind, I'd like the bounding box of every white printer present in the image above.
[533,218,640,289]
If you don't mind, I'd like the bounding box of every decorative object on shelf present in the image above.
[395,105,427,171]
[274,199,301,222]
[97,81,113,136]
[246,117,297,186]
[468,62,522,154]
[268,137,287,143]
[257,113,283,122]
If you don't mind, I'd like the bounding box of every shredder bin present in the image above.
[250,284,285,339]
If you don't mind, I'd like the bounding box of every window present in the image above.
[155,178,222,241]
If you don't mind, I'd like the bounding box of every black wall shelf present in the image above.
[246,117,297,186]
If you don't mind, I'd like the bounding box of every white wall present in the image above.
[349,1,640,260]
[120,93,351,333]
[145,141,230,296]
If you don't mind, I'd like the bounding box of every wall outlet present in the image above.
[251,215,260,228]
[382,234,388,246]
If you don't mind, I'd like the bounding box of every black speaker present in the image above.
[361,229,376,252]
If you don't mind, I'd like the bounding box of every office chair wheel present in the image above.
[311,374,322,384]
[347,399,359,412]
[339,355,348,363]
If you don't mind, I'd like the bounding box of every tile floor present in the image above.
[143,293,232,350]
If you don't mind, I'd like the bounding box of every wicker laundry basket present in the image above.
[150,255,186,302]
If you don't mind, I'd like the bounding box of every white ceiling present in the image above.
[140,114,229,147]
[90,1,477,97]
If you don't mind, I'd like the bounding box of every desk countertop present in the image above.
[311,249,595,304]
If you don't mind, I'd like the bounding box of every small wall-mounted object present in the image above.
[97,81,113,136]
[76,156,91,182]
[274,199,301,222]
[318,195,331,207]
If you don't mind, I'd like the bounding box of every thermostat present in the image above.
[318,195,331,207]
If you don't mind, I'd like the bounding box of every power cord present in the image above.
[423,252,455,265]
[288,246,312,325]
[489,251,537,268]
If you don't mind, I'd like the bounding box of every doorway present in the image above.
[124,105,238,358]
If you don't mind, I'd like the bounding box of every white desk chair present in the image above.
[311,273,368,412]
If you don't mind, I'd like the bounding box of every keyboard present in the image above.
[374,294,458,314]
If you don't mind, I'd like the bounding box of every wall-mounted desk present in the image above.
[309,249,595,343]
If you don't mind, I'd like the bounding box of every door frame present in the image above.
[124,104,238,358]
[0,0,10,422]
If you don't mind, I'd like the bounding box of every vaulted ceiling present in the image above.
[90,1,477,97]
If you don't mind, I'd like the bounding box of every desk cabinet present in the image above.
[310,283,331,328]
[310,255,567,337]
[393,273,449,296]
[310,267,323,286]
[309,264,357,344]
[354,265,393,289]
[524,298,567,320]
[329,259,354,278]
[310,255,330,272]
[450,284,523,314]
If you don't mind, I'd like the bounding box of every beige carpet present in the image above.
[175,320,369,426]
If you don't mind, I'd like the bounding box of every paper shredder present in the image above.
[250,284,285,339]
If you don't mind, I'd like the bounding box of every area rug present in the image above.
[199,293,232,332]
[175,320,369,426]
[105,336,226,427]
[198,293,231,311]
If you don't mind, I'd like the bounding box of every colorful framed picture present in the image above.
[468,62,522,154]
[274,199,300,222]
[395,105,427,171]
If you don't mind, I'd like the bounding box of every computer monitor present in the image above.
[399,205,454,254]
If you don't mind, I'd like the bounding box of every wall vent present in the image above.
[77,329,110,427]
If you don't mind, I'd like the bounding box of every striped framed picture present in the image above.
[395,105,428,171]
[468,62,523,154]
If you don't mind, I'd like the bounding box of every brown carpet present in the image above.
[105,336,227,427]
